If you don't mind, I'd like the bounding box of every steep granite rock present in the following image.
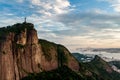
[0,23,80,80]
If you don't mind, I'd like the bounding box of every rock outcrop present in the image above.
[0,23,80,80]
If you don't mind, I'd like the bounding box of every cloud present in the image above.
[24,7,120,50]
[98,0,120,12]
[31,0,71,16]
[0,12,23,27]
[17,0,23,3]
[53,10,120,36]
[1,0,120,50]
[42,9,120,50]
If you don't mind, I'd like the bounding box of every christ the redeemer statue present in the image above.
[24,17,26,23]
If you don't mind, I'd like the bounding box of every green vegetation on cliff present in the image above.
[21,66,104,80]
[21,66,82,80]
[0,23,34,39]
[39,39,57,61]
[109,61,120,69]
[39,39,69,66]
[74,54,120,80]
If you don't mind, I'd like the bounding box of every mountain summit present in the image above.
[0,23,80,80]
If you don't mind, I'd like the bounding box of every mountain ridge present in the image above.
[0,22,120,80]
[0,22,80,80]
[72,53,120,80]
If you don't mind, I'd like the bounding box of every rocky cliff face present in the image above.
[0,23,80,80]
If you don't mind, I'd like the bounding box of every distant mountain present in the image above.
[72,53,120,80]
[84,55,120,80]
[72,53,93,62]
[92,48,120,53]
[76,48,120,53]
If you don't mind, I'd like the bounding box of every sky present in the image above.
[1,0,120,51]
